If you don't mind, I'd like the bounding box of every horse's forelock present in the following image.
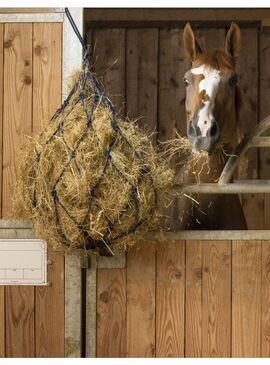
[193,49,234,71]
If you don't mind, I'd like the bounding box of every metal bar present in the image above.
[175,181,270,194]
[144,230,270,241]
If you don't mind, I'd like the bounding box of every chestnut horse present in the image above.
[178,22,247,229]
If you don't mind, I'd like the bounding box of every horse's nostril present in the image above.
[188,120,201,138]
[209,122,218,138]
[188,121,196,137]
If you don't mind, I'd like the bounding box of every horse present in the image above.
[176,22,247,230]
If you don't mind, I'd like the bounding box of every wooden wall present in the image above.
[1,8,270,358]
[0,21,64,357]
[85,9,270,358]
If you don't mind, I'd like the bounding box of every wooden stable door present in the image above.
[0,19,64,357]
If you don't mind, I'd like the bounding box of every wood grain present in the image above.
[195,27,225,50]
[0,286,4,358]
[0,23,4,358]
[156,240,185,357]
[125,28,158,358]
[92,28,127,358]
[5,286,35,357]
[158,28,187,230]
[260,31,270,357]
[158,28,186,140]
[185,240,203,357]
[0,8,62,13]
[32,23,64,358]
[3,23,32,216]
[35,252,65,357]
[127,242,156,357]
[32,23,62,134]
[97,269,126,357]
[237,28,263,229]
[202,240,231,357]
[260,30,270,229]
[3,23,34,358]
[126,28,158,140]
[262,241,270,356]
[232,240,261,357]
[93,28,125,112]
[84,8,270,24]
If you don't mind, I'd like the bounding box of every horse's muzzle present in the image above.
[187,119,220,152]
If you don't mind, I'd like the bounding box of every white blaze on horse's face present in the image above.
[191,65,221,137]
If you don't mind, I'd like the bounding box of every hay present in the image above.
[13,68,174,256]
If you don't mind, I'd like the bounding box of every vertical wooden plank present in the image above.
[3,22,32,214]
[3,23,34,358]
[32,23,62,133]
[86,256,97,358]
[260,30,270,357]
[127,242,156,357]
[156,241,185,357]
[65,255,82,357]
[185,240,202,357]
[33,22,64,358]
[237,28,263,229]
[126,28,158,137]
[262,241,270,356]
[0,23,4,359]
[5,287,35,357]
[260,29,270,229]
[92,28,127,358]
[126,28,158,358]
[232,240,261,357]
[97,269,126,357]
[157,31,186,356]
[62,8,84,358]
[35,253,64,357]
[202,240,231,357]
[195,28,225,50]
[158,28,186,140]
[158,28,187,230]
[0,288,4,358]
[93,28,125,111]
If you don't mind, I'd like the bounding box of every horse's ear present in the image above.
[225,22,241,58]
[183,23,202,62]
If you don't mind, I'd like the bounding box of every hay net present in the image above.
[14,9,173,256]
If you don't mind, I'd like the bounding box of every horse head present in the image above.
[183,22,241,153]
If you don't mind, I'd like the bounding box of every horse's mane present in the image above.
[193,49,242,120]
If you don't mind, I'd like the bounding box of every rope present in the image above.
[31,8,155,255]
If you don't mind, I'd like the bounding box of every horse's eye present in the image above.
[228,76,238,87]
[183,78,190,87]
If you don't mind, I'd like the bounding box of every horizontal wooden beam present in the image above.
[0,219,31,229]
[0,13,64,23]
[0,8,63,13]
[84,8,266,28]
[145,230,270,240]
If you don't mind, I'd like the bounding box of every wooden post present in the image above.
[62,7,84,358]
